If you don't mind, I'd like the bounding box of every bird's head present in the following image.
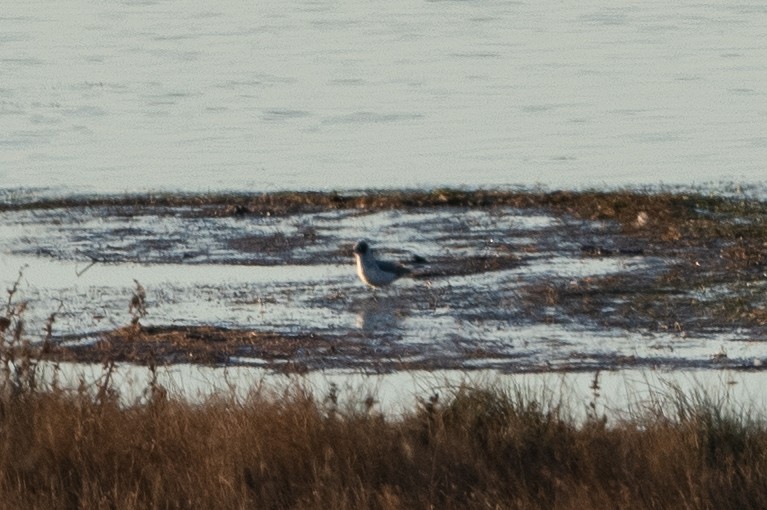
[353,240,370,256]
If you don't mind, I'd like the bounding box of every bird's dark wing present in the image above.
[376,260,412,276]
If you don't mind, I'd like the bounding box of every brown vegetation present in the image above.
[1,375,767,509]
[45,325,373,372]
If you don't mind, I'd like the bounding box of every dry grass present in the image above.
[1,376,767,510]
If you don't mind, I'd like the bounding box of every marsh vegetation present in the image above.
[1,363,767,509]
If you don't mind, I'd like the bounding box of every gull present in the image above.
[352,240,413,288]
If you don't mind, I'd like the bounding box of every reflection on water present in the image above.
[1,1,766,195]
[355,296,402,333]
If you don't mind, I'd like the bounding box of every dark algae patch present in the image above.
[44,325,434,373]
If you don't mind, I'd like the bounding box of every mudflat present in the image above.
[3,189,767,372]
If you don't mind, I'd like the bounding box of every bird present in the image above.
[352,240,413,288]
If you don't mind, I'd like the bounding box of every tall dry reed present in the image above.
[1,375,767,509]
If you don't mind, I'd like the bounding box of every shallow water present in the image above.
[3,203,767,373]
[37,361,767,422]
[2,1,766,195]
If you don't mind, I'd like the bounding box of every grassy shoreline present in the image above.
[1,374,767,509]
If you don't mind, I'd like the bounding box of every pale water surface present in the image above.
[1,0,766,195]
[34,362,767,422]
